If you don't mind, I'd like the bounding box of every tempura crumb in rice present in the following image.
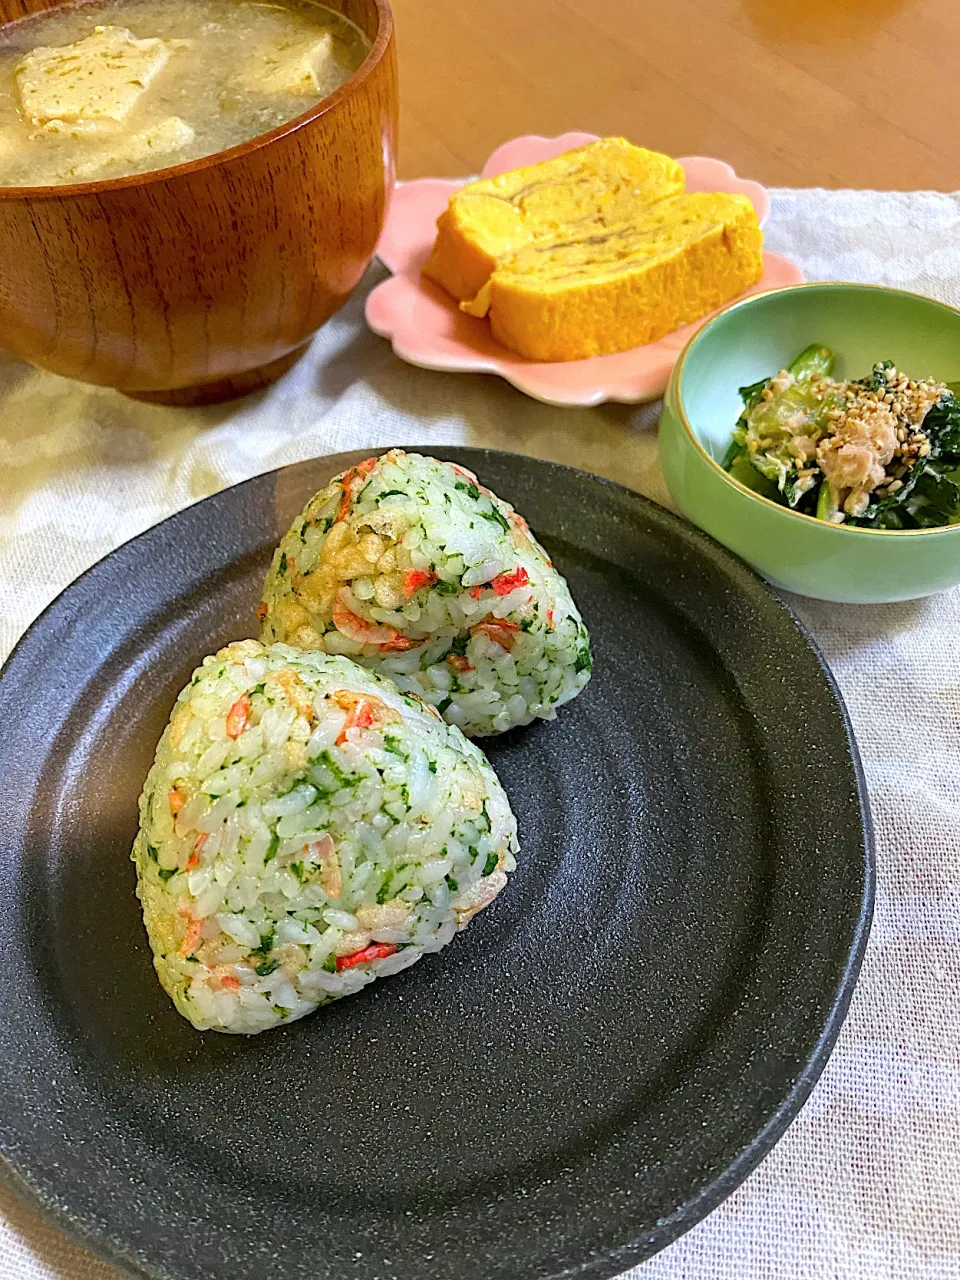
[132,640,518,1034]
[258,450,591,737]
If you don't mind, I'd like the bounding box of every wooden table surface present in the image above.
[390,0,955,190]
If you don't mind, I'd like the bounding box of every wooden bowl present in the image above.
[0,0,398,405]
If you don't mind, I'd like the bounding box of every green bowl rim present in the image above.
[673,280,960,539]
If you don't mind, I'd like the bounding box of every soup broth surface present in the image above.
[0,0,370,185]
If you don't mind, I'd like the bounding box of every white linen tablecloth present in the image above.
[2,187,960,1280]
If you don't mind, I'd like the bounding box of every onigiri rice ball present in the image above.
[132,640,518,1034]
[258,450,591,736]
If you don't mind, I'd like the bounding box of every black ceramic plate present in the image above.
[0,450,872,1280]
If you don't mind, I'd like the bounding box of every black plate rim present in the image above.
[0,448,875,1280]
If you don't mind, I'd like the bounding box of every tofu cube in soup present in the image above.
[62,115,195,180]
[241,30,339,95]
[16,26,173,127]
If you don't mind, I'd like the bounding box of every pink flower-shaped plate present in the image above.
[366,132,804,407]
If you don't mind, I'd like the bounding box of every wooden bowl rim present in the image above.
[0,0,394,201]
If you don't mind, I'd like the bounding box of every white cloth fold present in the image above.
[2,187,959,1279]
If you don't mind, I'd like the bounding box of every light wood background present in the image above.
[391,0,955,189]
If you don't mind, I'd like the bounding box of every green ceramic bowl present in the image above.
[659,283,960,603]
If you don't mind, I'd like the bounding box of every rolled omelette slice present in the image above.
[258,450,592,737]
[421,137,685,304]
[461,191,764,362]
[133,640,518,1034]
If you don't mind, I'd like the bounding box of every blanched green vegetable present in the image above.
[789,343,836,383]
[724,347,960,529]
[724,345,843,509]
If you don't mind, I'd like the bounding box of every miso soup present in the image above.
[0,0,370,186]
